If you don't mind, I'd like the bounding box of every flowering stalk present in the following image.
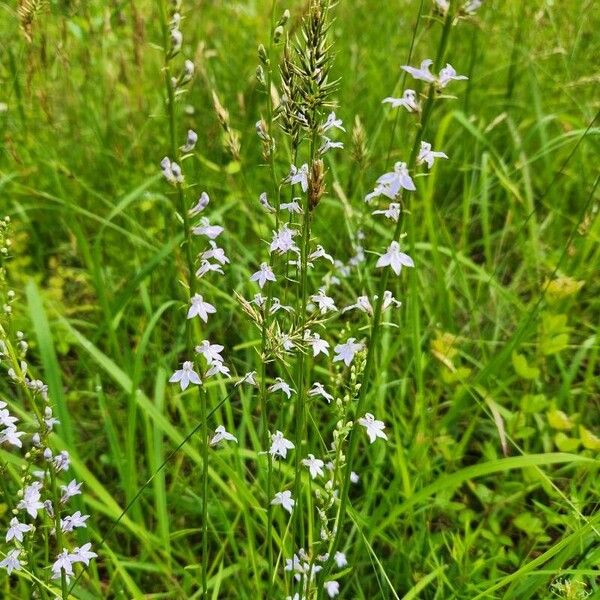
[316,4,465,594]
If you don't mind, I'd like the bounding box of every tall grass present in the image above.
[0,0,599,598]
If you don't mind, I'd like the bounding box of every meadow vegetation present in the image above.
[0,0,599,598]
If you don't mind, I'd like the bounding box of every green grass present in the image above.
[1,0,599,598]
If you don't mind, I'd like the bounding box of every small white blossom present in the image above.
[319,137,344,155]
[286,164,309,192]
[438,63,468,88]
[70,543,97,566]
[309,245,334,263]
[376,241,414,276]
[271,490,295,514]
[382,89,419,112]
[365,162,415,202]
[401,59,435,83]
[324,581,340,598]
[192,218,224,239]
[334,551,347,568]
[60,511,89,532]
[268,377,295,399]
[195,260,224,278]
[210,425,238,446]
[310,288,337,314]
[308,382,333,403]
[5,517,32,543]
[17,482,44,519]
[372,202,401,222]
[269,430,295,459]
[333,338,363,367]
[180,129,198,152]
[358,413,388,444]
[417,141,448,169]
[250,262,276,288]
[52,550,75,580]
[0,426,24,448]
[322,111,346,132]
[270,224,300,255]
[269,298,293,314]
[169,361,202,390]
[200,241,229,265]
[305,332,330,357]
[187,294,216,322]
[195,340,224,364]
[279,199,303,214]
[343,295,373,315]
[259,192,276,213]
[61,479,83,503]
[302,454,325,478]
[0,549,21,574]
[236,371,257,386]
[382,290,402,310]
[205,361,230,378]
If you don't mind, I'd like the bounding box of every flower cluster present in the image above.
[0,217,97,591]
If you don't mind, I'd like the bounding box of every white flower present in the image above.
[187,294,216,322]
[52,549,76,580]
[376,241,415,275]
[324,581,340,597]
[192,217,224,239]
[382,290,402,310]
[280,200,303,214]
[350,471,360,484]
[0,549,21,574]
[259,192,276,213]
[205,361,230,378]
[6,517,32,543]
[334,551,347,568]
[302,454,325,478]
[169,361,202,390]
[0,409,17,428]
[195,260,224,278]
[250,262,276,288]
[17,482,44,518]
[310,288,337,314]
[309,245,334,263]
[269,298,293,314]
[270,224,299,255]
[286,164,309,192]
[333,338,363,367]
[358,413,388,444]
[305,332,330,357]
[160,157,183,184]
[70,543,97,566]
[60,511,90,532]
[236,371,257,386]
[434,0,450,14]
[53,450,70,472]
[0,426,24,448]
[343,295,373,315]
[180,129,198,152]
[271,490,295,514]
[200,241,229,265]
[372,202,401,222]
[319,137,344,155]
[322,111,346,132]
[401,59,435,83]
[438,63,468,88]
[464,0,482,14]
[417,141,448,169]
[268,377,295,398]
[269,430,295,459]
[308,382,333,403]
[195,340,224,364]
[365,162,415,202]
[382,89,419,112]
[61,479,82,503]
[210,425,238,446]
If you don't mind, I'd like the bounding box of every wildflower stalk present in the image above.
[157,3,209,597]
[316,8,457,594]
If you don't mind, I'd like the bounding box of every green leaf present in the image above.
[512,352,540,380]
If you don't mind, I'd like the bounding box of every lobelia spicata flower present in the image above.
[210,425,238,447]
[333,338,364,367]
[169,361,202,390]
[250,262,276,288]
[271,490,295,514]
[417,141,448,169]
[187,294,217,322]
[302,454,325,479]
[376,241,414,275]
[358,413,388,444]
[269,430,295,459]
[382,89,420,112]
